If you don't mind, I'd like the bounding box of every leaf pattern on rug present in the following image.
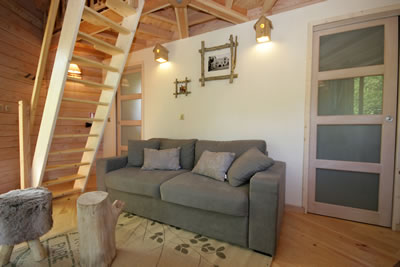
[9,212,271,267]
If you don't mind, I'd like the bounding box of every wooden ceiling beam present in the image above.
[225,0,234,8]
[263,0,278,13]
[137,23,174,40]
[145,13,177,25]
[189,0,248,24]
[188,12,216,26]
[174,7,189,39]
[142,0,170,15]
[247,0,326,19]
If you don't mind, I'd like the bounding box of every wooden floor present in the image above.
[44,181,400,267]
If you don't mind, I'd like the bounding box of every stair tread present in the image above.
[58,117,104,122]
[106,0,137,17]
[46,162,90,172]
[49,148,94,155]
[66,77,114,89]
[82,6,131,34]
[71,55,119,72]
[78,31,124,55]
[63,97,108,106]
[52,188,82,199]
[53,134,99,138]
[43,174,86,186]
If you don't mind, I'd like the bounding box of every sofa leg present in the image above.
[251,249,273,257]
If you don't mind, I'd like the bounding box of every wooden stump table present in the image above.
[77,191,125,267]
[0,187,52,265]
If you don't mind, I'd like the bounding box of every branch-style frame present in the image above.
[199,34,238,86]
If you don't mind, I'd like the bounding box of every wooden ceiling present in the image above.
[48,0,324,55]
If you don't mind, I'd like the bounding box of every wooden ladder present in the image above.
[31,0,143,198]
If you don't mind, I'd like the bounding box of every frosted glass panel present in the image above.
[315,169,379,211]
[121,100,141,121]
[121,126,141,146]
[318,76,383,116]
[120,71,141,95]
[319,25,384,71]
[317,125,381,163]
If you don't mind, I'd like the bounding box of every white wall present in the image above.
[125,0,399,206]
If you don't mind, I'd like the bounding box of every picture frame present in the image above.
[199,34,238,86]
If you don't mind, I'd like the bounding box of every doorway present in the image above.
[308,17,398,227]
[117,64,144,156]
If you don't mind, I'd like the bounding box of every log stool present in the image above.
[77,191,125,267]
[0,187,53,265]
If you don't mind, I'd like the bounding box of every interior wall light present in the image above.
[153,43,169,63]
[68,63,82,78]
[254,16,273,43]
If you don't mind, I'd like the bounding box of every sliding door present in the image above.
[308,17,398,227]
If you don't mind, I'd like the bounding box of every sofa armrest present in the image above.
[96,156,128,191]
[249,161,286,256]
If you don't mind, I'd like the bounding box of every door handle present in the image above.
[385,115,393,122]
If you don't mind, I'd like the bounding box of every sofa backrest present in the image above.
[150,138,197,170]
[195,140,267,165]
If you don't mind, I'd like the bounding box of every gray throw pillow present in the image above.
[228,147,274,187]
[127,140,160,167]
[192,150,235,181]
[142,148,181,170]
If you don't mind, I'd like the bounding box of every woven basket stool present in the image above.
[0,187,53,265]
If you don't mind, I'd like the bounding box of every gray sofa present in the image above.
[96,139,285,256]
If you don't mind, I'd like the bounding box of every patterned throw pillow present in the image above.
[192,150,235,181]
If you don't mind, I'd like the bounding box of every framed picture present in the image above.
[199,35,238,86]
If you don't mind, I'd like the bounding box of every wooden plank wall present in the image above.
[0,2,105,194]
[0,1,43,193]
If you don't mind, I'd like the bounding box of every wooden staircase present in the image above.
[30,0,144,198]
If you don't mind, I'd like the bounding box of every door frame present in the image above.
[302,5,400,229]
[116,62,144,155]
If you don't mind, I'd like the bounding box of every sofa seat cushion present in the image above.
[160,172,249,216]
[104,167,188,199]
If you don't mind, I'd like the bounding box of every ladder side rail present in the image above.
[31,0,86,187]
[75,0,144,191]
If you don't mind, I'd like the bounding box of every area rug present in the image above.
[7,212,272,267]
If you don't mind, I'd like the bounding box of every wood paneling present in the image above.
[0,3,105,194]
[0,3,42,194]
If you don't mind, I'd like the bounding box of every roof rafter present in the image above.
[263,0,278,13]
[175,7,189,39]
[189,0,248,24]
[142,0,170,15]
[225,0,234,8]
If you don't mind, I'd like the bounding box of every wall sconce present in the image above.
[254,16,273,43]
[68,63,82,78]
[153,43,169,63]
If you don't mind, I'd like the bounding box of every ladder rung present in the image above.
[67,77,114,90]
[71,55,119,72]
[45,162,90,172]
[106,0,137,17]
[49,148,94,156]
[78,31,124,55]
[58,117,104,122]
[53,134,99,138]
[82,6,131,35]
[43,174,86,186]
[53,188,82,199]
[63,97,108,106]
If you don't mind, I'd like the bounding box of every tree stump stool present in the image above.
[0,187,53,265]
[77,191,125,267]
